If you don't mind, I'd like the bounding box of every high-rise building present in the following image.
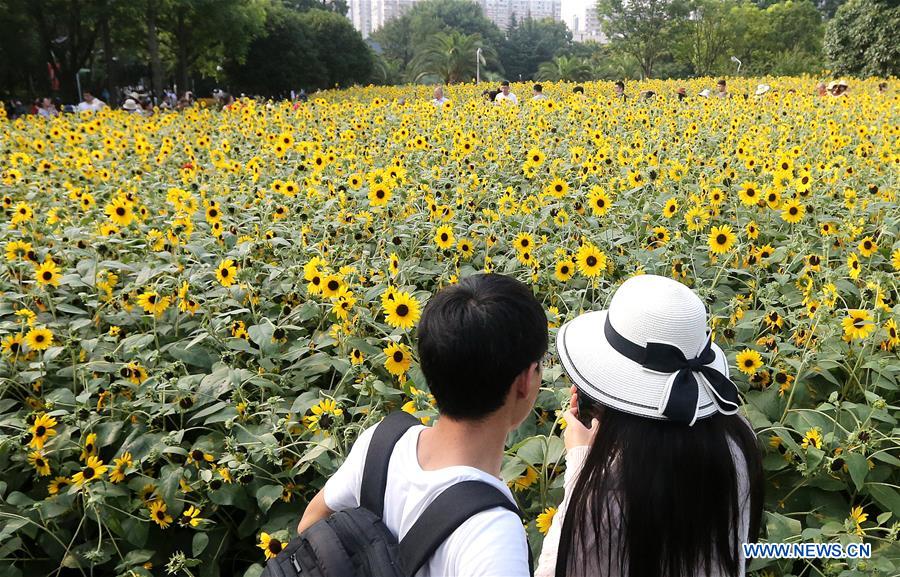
[350,0,374,38]
[561,0,606,43]
[478,0,562,30]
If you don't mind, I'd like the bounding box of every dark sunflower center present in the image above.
[853,318,865,328]
[597,199,605,208]
[716,234,727,244]
[586,256,597,267]
[84,467,95,479]
[440,234,448,242]
[36,425,46,436]
[327,280,339,291]
[42,271,52,280]
[35,334,45,343]
[393,351,404,363]
[396,304,409,317]
[148,295,157,304]
[789,207,798,215]
[116,207,125,216]
[156,510,166,520]
[376,190,385,199]
[561,266,569,274]
[221,268,229,277]
[269,540,283,554]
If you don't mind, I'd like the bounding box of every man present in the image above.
[298,274,548,576]
[572,86,585,97]
[614,80,626,100]
[816,82,828,97]
[431,85,450,107]
[532,84,547,100]
[676,87,687,101]
[77,90,106,112]
[716,79,728,98]
[494,81,518,105]
[828,79,848,97]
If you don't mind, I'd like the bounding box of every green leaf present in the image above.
[193,532,210,556]
[256,485,284,513]
[845,452,868,491]
[867,484,900,518]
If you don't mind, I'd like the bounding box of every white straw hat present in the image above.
[698,89,711,98]
[557,275,740,426]
[122,98,140,111]
[755,84,771,96]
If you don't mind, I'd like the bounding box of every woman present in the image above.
[537,274,764,577]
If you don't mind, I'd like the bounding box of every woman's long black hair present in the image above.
[556,406,764,577]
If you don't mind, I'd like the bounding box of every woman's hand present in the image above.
[563,385,599,449]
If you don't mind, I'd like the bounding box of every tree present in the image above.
[824,0,899,77]
[296,9,373,88]
[535,55,594,81]
[596,0,690,78]
[371,13,417,73]
[410,31,496,83]
[227,3,326,95]
[498,17,573,81]
[676,0,734,76]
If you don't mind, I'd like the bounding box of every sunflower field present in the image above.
[1,77,898,577]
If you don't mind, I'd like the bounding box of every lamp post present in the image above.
[76,68,91,102]
[730,56,742,75]
[476,48,483,84]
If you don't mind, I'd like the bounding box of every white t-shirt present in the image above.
[78,99,106,112]
[432,97,450,107]
[324,422,530,577]
[495,92,518,105]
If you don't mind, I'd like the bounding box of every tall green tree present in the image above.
[498,17,573,81]
[410,31,495,83]
[535,55,594,81]
[296,9,373,88]
[824,0,899,76]
[676,0,734,76]
[596,0,691,78]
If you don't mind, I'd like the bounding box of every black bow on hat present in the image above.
[604,317,740,425]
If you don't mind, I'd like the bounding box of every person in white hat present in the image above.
[754,83,771,97]
[536,274,764,577]
[122,98,142,114]
[827,79,848,97]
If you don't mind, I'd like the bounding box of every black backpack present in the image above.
[262,411,532,577]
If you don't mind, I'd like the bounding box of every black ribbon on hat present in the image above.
[603,316,740,425]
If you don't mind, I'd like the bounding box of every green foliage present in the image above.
[824,0,900,77]
[410,31,496,84]
[294,9,374,89]
[596,0,691,78]
[498,17,573,81]
[535,56,594,82]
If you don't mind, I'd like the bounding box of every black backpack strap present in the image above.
[360,411,421,517]
[398,480,533,577]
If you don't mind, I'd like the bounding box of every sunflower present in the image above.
[350,349,364,365]
[511,466,538,492]
[304,398,344,433]
[847,253,861,280]
[258,532,283,560]
[383,342,412,377]
[28,450,51,476]
[2,333,26,359]
[736,349,763,376]
[48,476,71,495]
[456,238,474,260]
[546,177,569,198]
[849,505,868,536]
[576,243,606,278]
[745,221,759,240]
[384,290,421,330]
[180,505,204,528]
[137,291,171,316]
[216,259,238,287]
[80,432,98,461]
[72,455,107,486]
[368,184,392,206]
[842,309,874,340]
[801,428,822,450]
[25,327,53,351]
[34,259,61,287]
[29,413,58,449]
[662,198,678,218]
[513,232,535,253]
[738,181,760,206]
[708,225,736,254]
[536,507,557,535]
[434,225,455,250]
[526,147,545,166]
[320,274,343,298]
[149,500,174,529]
[683,206,709,232]
[105,198,134,227]
[780,198,805,224]
[554,258,575,282]
[892,248,900,271]
[5,240,33,262]
[587,187,611,216]
[884,319,900,348]
[109,452,133,484]
[858,236,877,258]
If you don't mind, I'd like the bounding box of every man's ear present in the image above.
[512,363,537,399]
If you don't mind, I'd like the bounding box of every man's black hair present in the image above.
[717,79,727,86]
[533,84,543,93]
[417,274,548,420]
[573,86,584,94]
[615,80,625,89]
[500,80,510,87]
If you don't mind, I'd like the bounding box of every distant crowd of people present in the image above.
[429,77,889,109]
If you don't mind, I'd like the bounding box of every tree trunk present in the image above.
[147,0,163,98]
[100,4,115,101]
[175,11,189,95]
